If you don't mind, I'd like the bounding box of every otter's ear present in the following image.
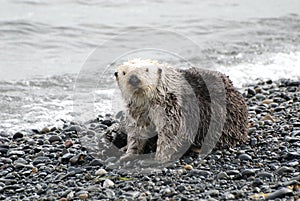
[158,68,162,75]
[157,68,162,80]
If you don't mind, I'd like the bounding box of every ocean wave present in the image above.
[218,51,300,88]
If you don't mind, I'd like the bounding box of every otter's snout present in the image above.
[128,74,141,87]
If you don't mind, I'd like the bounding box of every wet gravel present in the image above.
[0,79,299,200]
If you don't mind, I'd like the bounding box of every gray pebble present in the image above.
[8,150,25,156]
[276,166,294,175]
[257,172,273,180]
[105,189,115,198]
[217,172,229,179]
[252,178,263,186]
[221,192,235,200]
[33,156,50,165]
[265,188,293,200]
[206,189,219,196]
[238,153,252,161]
[241,169,256,177]
[48,135,62,143]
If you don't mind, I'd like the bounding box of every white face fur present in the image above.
[114,59,163,103]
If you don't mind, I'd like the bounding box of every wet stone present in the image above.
[241,169,256,178]
[250,138,257,146]
[123,191,140,199]
[48,135,62,144]
[274,106,285,112]
[67,167,85,174]
[189,169,211,178]
[265,188,293,200]
[257,172,273,180]
[293,122,300,127]
[0,147,9,155]
[252,178,263,187]
[221,192,235,200]
[276,166,294,175]
[238,153,252,161]
[32,157,51,165]
[103,179,114,188]
[60,153,74,163]
[206,190,219,196]
[64,125,83,133]
[247,88,256,97]
[217,172,229,179]
[95,168,107,176]
[69,153,85,165]
[105,189,116,198]
[13,132,23,140]
[8,150,25,156]
[89,159,103,166]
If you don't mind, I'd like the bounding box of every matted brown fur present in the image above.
[114,59,248,162]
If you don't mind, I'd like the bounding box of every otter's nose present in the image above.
[128,74,141,87]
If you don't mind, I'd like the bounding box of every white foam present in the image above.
[217,51,300,88]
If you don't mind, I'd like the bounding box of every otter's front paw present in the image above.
[119,153,136,162]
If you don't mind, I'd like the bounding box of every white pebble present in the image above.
[95,168,107,176]
[103,179,114,188]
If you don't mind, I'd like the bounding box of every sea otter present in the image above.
[114,59,248,162]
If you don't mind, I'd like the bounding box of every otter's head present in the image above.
[114,59,163,105]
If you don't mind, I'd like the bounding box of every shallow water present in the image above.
[1,0,300,134]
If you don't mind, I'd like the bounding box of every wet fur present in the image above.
[115,59,248,162]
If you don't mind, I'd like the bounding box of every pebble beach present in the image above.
[0,79,299,201]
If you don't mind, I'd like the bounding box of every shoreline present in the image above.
[0,79,299,200]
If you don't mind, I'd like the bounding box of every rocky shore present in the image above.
[0,79,299,201]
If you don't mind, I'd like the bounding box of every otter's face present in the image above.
[114,64,162,103]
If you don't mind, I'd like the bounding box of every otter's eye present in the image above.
[146,68,149,72]
[114,72,118,77]
[123,71,126,75]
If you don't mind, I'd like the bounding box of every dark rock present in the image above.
[89,159,103,166]
[284,151,300,159]
[69,153,85,165]
[40,127,50,134]
[293,122,300,127]
[286,81,300,86]
[266,80,272,84]
[241,169,256,177]
[274,106,285,112]
[64,125,83,133]
[61,153,74,163]
[13,132,23,140]
[176,185,186,192]
[247,88,256,97]
[250,138,257,146]
[0,148,9,155]
[257,172,273,180]
[252,178,263,187]
[189,169,211,178]
[48,135,62,143]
